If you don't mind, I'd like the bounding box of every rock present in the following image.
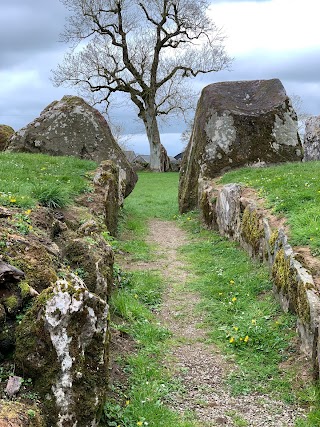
[15,275,109,427]
[5,376,23,397]
[303,116,320,160]
[0,261,25,283]
[0,125,14,151]
[7,95,138,198]
[93,160,120,234]
[179,79,302,212]
[0,400,44,426]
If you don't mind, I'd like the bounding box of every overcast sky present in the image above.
[1,0,319,155]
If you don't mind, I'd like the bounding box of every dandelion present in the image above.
[233,326,239,331]
[125,400,130,406]
[9,197,16,203]
[244,335,249,343]
[230,280,235,285]
[187,217,191,221]
[231,297,237,303]
[24,209,32,215]
[28,225,33,230]
[218,292,223,296]
[251,319,257,325]
[229,337,235,343]
[137,422,143,426]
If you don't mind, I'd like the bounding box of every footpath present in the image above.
[123,218,305,427]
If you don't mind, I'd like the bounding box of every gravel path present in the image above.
[145,219,305,427]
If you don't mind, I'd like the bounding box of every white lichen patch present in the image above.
[203,111,236,161]
[45,277,109,426]
[272,111,299,148]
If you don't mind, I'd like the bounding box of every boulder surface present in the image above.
[7,96,137,198]
[0,125,14,151]
[303,116,320,161]
[179,79,303,212]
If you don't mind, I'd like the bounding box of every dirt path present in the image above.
[143,219,305,427]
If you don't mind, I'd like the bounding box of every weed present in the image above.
[32,184,70,208]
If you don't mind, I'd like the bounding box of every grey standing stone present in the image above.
[303,116,320,160]
[179,79,302,213]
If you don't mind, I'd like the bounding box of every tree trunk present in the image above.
[142,106,170,172]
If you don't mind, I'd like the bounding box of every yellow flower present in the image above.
[24,209,32,215]
[231,297,237,303]
[134,294,138,299]
[229,337,235,343]
[230,280,235,285]
[187,217,191,221]
[251,319,256,325]
[233,326,239,331]
[125,400,130,406]
[244,335,249,343]
[137,422,143,426]
[28,225,33,230]
[218,292,223,296]
[9,197,16,203]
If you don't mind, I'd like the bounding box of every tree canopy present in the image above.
[53,0,232,170]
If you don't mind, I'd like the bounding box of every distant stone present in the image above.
[179,79,303,212]
[0,125,14,151]
[5,376,23,397]
[7,95,137,198]
[303,116,320,160]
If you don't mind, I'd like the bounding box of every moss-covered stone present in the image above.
[241,206,265,255]
[0,124,14,151]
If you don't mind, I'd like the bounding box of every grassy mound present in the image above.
[0,152,96,208]
[220,161,320,254]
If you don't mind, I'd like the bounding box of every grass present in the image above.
[219,161,320,255]
[179,213,298,400]
[107,170,320,426]
[0,152,96,207]
[103,267,195,427]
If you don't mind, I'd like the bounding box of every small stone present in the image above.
[5,376,23,397]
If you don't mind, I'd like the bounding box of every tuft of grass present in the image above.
[32,184,70,208]
[219,161,320,253]
[0,152,96,207]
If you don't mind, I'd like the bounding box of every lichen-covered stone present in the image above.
[6,95,138,198]
[0,125,14,151]
[179,79,302,212]
[93,160,120,235]
[303,115,320,160]
[15,276,109,427]
[64,235,113,299]
[215,183,242,240]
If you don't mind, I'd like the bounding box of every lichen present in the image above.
[297,282,312,324]
[241,206,265,254]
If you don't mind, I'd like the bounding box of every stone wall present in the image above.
[200,181,320,379]
[0,160,121,426]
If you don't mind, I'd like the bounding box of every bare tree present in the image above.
[53,0,232,171]
[290,93,311,139]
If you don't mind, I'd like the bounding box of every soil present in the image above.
[130,219,307,427]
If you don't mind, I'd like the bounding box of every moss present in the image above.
[269,230,279,255]
[241,206,265,254]
[3,295,18,313]
[19,280,31,298]
[0,400,45,426]
[297,281,312,324]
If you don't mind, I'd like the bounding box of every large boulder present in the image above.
[303,116,320,161]
[179,79,303,212]
[0,125,14,151]
[7,96,137,198]
[15,276,109,427]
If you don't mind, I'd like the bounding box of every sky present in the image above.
[1,0,319,156]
